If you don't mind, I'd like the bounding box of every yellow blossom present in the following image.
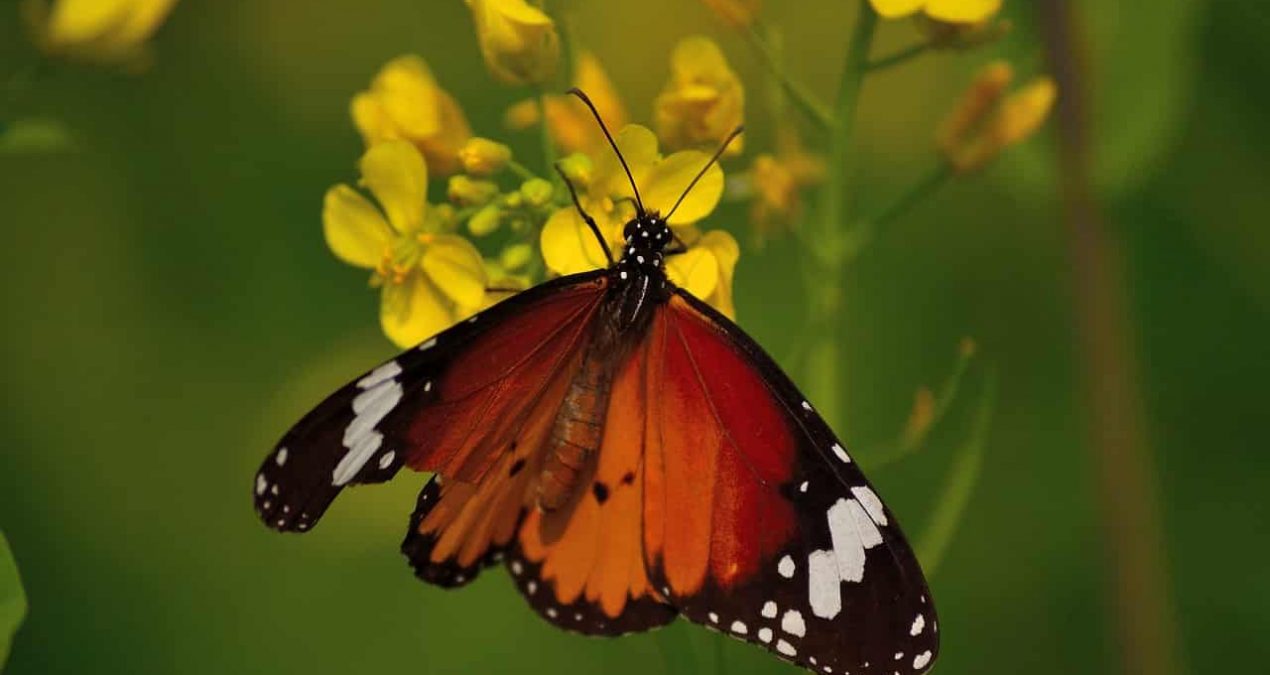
[698,0,762,29]
[505,50,628,155]
[747,126,824,244]
[323,141,487,348]
[24,0,177,65]
[351,55,472,176]
[937,61,1057,172]
[459,137,512,176]
[541,124,724,276]
[869,0,1001,23]
[654,36,745,155]
[465,0,560,86]
[665,228,741,319]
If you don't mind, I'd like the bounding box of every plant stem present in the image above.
[535,89,559,183]
[802,5,878,430]
[1038,3,1181,675]
[743,21,834,132]
[841,163,951,263]
[866,42,931,73]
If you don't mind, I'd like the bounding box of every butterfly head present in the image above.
[615,212,670,281]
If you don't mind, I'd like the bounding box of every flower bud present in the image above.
[519,178,554,207]
[447,175,499,206]
[459,137,512,176]
[500,243,534,271]
[468,203,503,236]
[465,0,560,86]
[555,153,593,187]
[937,61,1056,173]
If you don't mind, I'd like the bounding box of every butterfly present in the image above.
[253,89,939,675]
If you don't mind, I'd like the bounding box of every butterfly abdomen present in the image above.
[536,335,616,512]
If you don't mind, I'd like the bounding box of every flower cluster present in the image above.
[318,0,1054,349]
[324,1,746,348]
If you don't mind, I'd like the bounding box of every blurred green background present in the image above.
[2,1,1268,673]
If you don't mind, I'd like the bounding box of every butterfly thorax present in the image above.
[609,212,673,330]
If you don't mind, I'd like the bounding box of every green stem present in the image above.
[866,42,932,73]
[506,159,537,181]
[535,89,559,184]
[743,21,834,131]
[802,5,878,430]
[869,337,974,468]
[841,162,952,263]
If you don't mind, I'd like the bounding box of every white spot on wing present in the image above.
[758,627,773,643]
[419,337,437,351]
[831,442,851,463]
[333,379,403,485]
[776,639,796,657]
[778,555,795,578]
[801,401,813,412]
[911,613,926,636]
[851,485,888,525]
[799,481,809,493]
[730,620,747,635]
[913,650,933,670]
[761,601,777,618]
[827,498,866,582]
[255,473,267,496]
[848,498,884,548]
[378,450,396,470]
[708,612,719,624]
[357,360,402,389]
[275,447,288,466]
[807,549,841,619]
[780,609,806,638]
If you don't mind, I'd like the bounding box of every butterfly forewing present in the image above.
[252,271,608,533]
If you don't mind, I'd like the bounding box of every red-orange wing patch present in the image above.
[506,335,676,636]
[637,291,939,675]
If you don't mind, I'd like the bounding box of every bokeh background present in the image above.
[2,1,1268,673]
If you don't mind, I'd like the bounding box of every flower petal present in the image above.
[595,124,659,200]
[421,234,488,310]
[641,150,723,224]
[696,229,740,318]
[380,274,453,349]
[372,55,442,139]
[359,140,427,234]
[869,0,925,19]
[666,247,719,302]
[322,185,393,269]
[416,88,473,176]
[925,0,1002,23]
[541,208,611,275]
[351,92,398,146]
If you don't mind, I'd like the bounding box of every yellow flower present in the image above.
[351,55,472,176]
[746,126,824,244]
[541,124,724,277]
[465,0,560,86]
[869,0,1001,23]
[24,0,177,64]
[665,228,741,319]
[698,0,762,29]
[654,36,745,155]
[505,50,628,156]
[323,141,488,348]
[936,61,1057,173]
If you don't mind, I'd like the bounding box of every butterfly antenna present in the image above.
[568,88,645,216]
[664,126,744,222]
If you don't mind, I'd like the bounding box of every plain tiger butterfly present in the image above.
[253,89,939,674]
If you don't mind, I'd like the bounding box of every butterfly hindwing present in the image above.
[637,290,939,675]
[252,271,608,533]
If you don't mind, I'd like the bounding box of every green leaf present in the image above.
[916,372,996,576]
[0,118,76,154]
[1,531,27,668]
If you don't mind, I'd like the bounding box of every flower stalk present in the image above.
[802,4,878,430]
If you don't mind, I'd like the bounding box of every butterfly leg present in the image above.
[555,164,615,266]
